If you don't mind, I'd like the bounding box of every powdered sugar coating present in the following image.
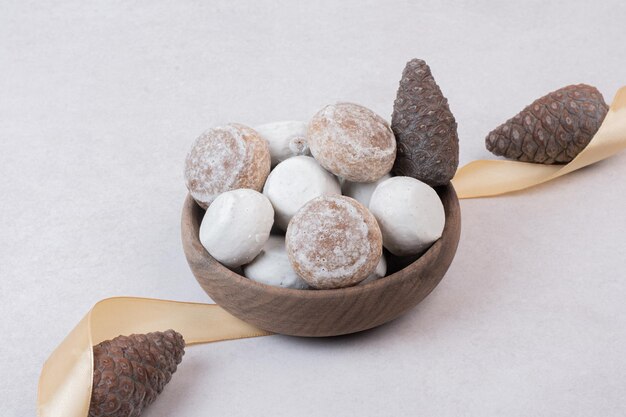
[254,121,310,166]
[243,236,309,289]
[285,195,382,289]
[199,189,274,268]
[184,123,270,208]
[369,176,445,256]
[308,103,396,182]
[263,156,341,230]
[342,173,392,207]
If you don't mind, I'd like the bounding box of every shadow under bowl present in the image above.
[181,183,461,337]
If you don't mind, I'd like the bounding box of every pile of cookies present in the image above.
[184,59,459,290]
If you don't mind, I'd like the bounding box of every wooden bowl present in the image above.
[181,184,461,337]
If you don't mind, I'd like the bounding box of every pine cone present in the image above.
[89,330,185,417]
[391,59,459,187]
[486,84,609,164]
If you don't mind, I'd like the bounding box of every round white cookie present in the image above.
[358,254,387,285]
[369,176,445,256]
[342,174,392,207]
[199,189,274,268]
[263,155,341,230]
[243,236,309,289]
[254,121,310,166]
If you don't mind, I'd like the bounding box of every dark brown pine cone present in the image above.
[89,330,185,417]
[486,84,609,164]
[391,58,459,187]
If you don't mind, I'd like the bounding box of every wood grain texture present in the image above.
[181,184,461,337]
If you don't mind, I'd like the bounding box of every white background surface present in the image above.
[2,1,626,416]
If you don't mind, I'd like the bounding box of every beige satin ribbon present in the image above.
[38,87,626,417]
[37,297,271,417]
[452,86,626,198]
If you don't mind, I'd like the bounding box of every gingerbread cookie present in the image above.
[286,195,382,289]
[185,124,270,208]
[308,103,396,182]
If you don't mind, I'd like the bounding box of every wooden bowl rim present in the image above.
[183,183,459,301]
